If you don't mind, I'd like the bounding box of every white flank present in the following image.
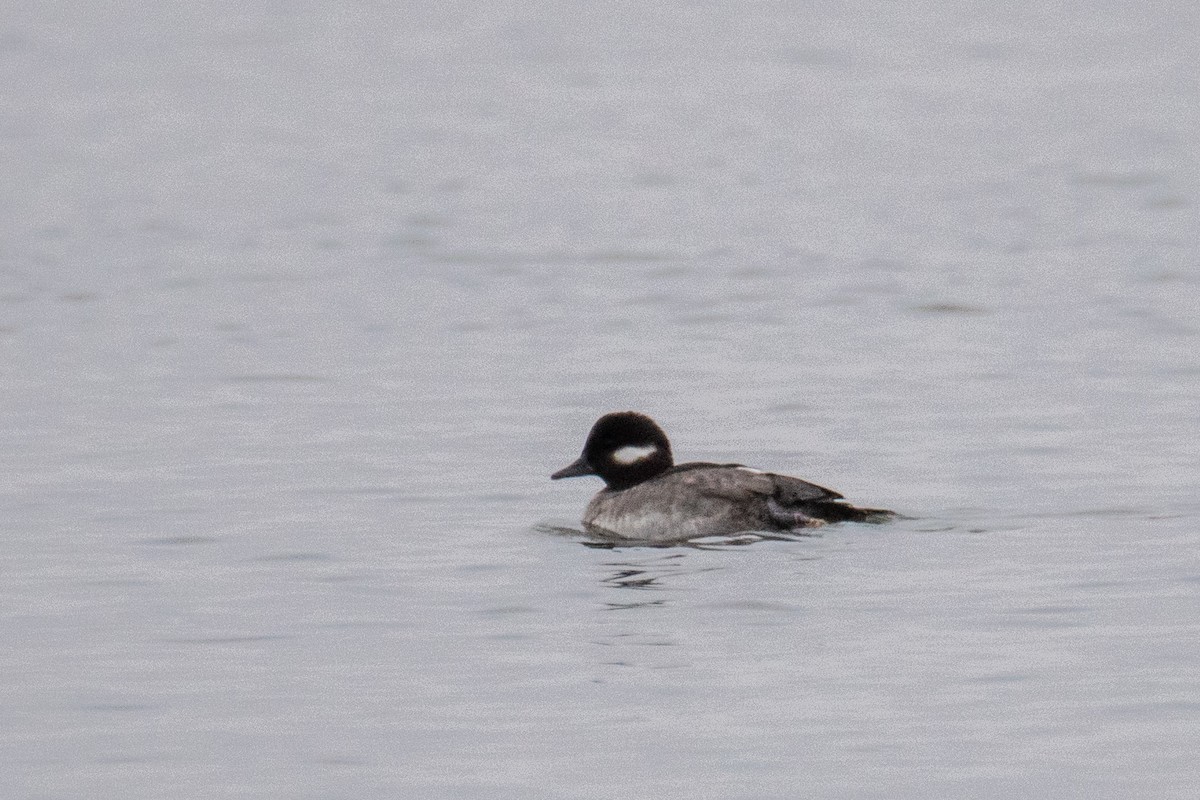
[612,444,658,465]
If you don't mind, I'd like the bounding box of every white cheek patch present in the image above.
[612,445,658,465]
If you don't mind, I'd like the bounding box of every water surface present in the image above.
[3,1,1199,797]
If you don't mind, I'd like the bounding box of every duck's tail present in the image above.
[767,497,897,528]
[809,502,897,524]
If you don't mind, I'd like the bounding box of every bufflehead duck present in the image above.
[552,411,894,541]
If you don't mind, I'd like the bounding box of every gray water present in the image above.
[4,1,1200,797]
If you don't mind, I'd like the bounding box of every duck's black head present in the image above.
[551,411,674,490]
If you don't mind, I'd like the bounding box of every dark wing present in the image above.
[661,463,894,528]
[666,462,840,503]
[769,472,844,503]
[664,462,775,502]
[770,473,895,524]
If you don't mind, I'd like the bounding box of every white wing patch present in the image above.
[612,444,658,464]
[736,466,765,474]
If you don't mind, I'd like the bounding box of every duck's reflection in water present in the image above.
[537,522,824,610]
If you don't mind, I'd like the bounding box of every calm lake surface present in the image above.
[3,1,1199,797]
